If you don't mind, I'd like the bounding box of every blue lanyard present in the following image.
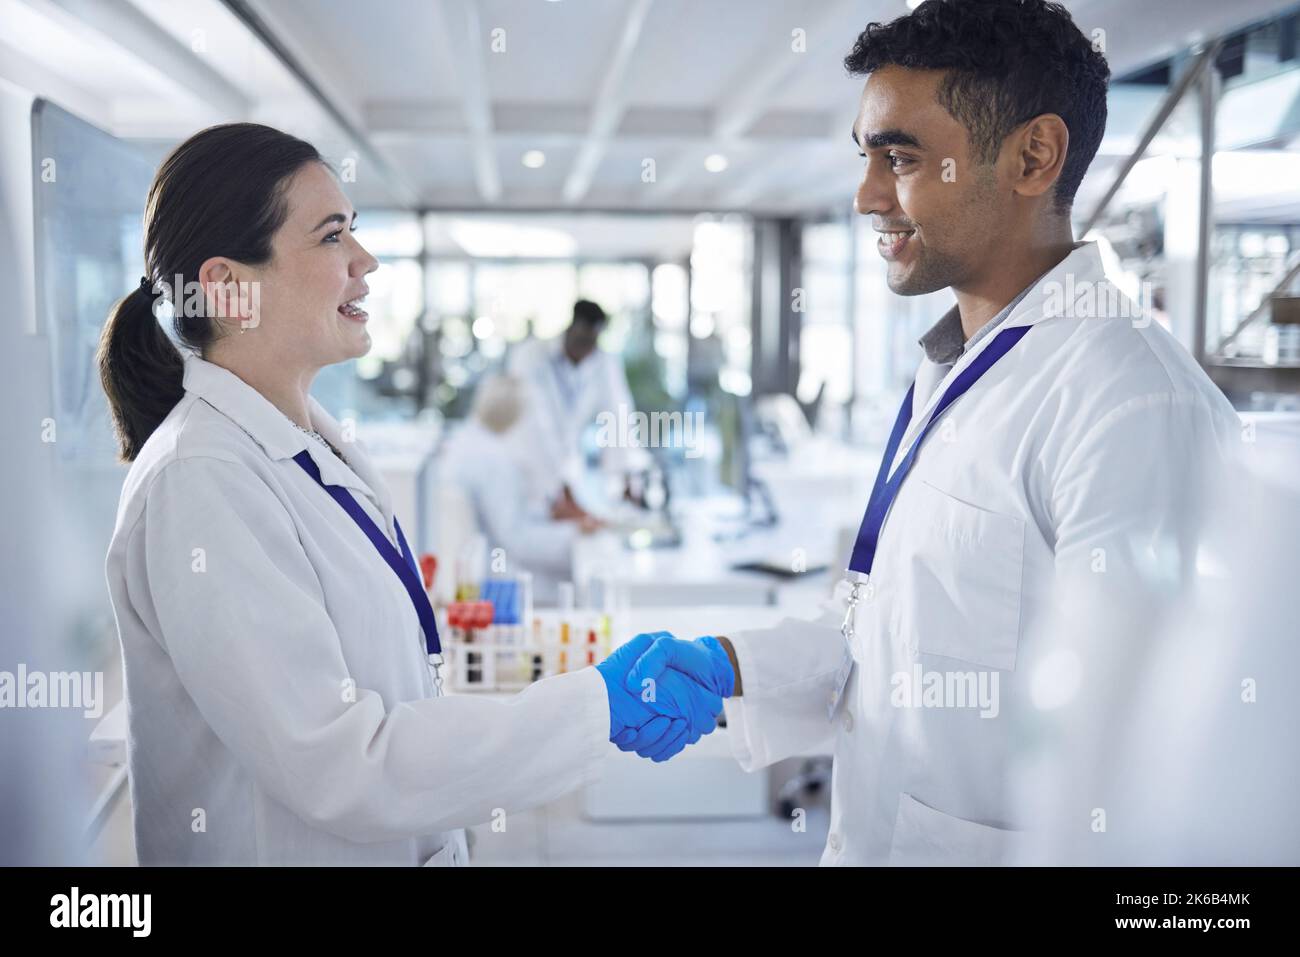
[847,324,1033,575]
[292,450,441,656]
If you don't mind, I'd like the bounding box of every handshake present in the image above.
[595,632,736,762]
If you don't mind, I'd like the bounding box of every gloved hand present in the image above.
[624,634,736,700]
[596,632,724,762]
[607,633,734,760]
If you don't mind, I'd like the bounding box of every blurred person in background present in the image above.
[442,375,602,604]
[509,299,646,515]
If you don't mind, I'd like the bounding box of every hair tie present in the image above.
[139,276,153,295]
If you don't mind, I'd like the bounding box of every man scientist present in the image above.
[508,299,647,518]
[617,0,1241,864]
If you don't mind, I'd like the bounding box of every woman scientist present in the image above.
[97,123,721,866]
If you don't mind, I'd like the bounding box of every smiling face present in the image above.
[241,161,379,368]
[852,65,1011,296]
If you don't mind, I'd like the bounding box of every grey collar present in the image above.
[917,278,1040,365]
[918,306,966,365]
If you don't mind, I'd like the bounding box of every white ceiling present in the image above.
[3,0,1297,216]
[423,210,699,260]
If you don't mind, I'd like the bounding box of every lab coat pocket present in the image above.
[888,792,1023,866]
[904,480,1024,672]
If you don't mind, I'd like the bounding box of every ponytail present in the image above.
[97,280,184,462]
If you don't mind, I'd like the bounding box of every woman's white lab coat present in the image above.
[721,241,1243,866]
[104,354,609,865]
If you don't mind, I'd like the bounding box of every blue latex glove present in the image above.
[613,655,723,758]
[604,632,726,760]
[597,673,694,762]
[625,634,736,700]
[597,632,724,761]
[598,637,720,761]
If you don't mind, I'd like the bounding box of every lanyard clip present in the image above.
[428,653,445,695]
[841,579,864,642]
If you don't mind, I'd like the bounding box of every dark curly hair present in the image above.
[844,0,1110,213]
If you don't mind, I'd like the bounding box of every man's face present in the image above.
[851,66,1010,296]
[564,320,601,364]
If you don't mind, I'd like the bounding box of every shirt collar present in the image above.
[181,353,379,501]
[918,283,1035,366]
[917,307,966,365]
[917,241,1095,364]
[182,353,307,461]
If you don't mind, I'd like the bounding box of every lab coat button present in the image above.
[828,832,843,852]
[842,711,854,733]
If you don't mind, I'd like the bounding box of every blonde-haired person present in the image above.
[97,123,721,866]
[442,375,600,604]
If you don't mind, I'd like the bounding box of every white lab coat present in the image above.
[441,419,578,601]
[507,336,646,501]
[104,353,609,866]
[722,241,1242,866]
[1015,463,1300,865]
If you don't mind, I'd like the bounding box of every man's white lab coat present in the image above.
[104,354,609,865]
[507,335,645,501]
[721,242,1242,865]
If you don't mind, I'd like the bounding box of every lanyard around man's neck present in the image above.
[847,323,1033,577]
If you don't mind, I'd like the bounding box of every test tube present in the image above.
[599,574,615,658]
[519,572,534,643]
[557,581,575,673]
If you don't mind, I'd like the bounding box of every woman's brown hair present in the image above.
[97,122,322,461]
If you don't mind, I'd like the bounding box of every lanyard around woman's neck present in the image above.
[292,450,442,657]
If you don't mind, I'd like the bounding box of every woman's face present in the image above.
[246,161,379,369]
